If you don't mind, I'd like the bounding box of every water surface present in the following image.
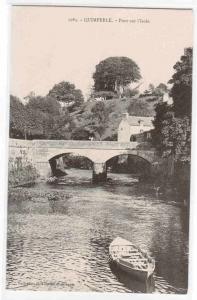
[7,169,189,293]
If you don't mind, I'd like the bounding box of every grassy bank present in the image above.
[8,158,39,187]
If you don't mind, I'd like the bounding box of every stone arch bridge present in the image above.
[9,139,161,182]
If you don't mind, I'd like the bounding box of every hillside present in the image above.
[71,95,160,140]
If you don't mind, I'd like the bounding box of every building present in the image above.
[118,113,154,142]
[59,101,75,108]
[162,92,173,105]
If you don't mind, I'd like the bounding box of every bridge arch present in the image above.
[48,151,94,176]
[49,151,94,164]
[106,153,152,165]
[45,148,96,162]
[106,153,151,177]
[97,149,156,165]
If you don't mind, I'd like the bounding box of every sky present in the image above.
[11,6,193,100]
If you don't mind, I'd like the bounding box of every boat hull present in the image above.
[109,237,155,282]
[112,260,149,281]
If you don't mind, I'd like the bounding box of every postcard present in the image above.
[3,4,194,296]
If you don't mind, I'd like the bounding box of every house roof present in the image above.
[122,115,154,127]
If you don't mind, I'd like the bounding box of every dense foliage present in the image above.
[153,103,191,162]
[93,57,141,97]
[128,99,154,117]
[10,91,158,141]
[48,81,84,110]
[70,101,110,140]
[169,48,192,117]
[91,90,116,100]
[152,48,192,163]
[9,95,28,139]
[10,85,78,139]
[143,83,168,97]
[9,158,39,187]
[63,155,93,169]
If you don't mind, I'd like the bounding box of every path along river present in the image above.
[6,169,189,293]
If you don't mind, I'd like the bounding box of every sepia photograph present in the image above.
[6,5,193,294]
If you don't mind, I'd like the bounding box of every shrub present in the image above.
[122,88,139,98]
[8,158,39,187]
[92,91,117,100]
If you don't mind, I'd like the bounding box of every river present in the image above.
[6,169,189,293]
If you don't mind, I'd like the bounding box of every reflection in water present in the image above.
[6,169,188,293]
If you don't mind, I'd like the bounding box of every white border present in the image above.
[0,1,197,300]
[0,0,10,299]
[6,0,197,9]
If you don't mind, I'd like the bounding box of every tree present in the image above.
[157,83,168,92]
[9,95,27,139]
[152,102,173,153]
[161,116,191,162]
[93,57,141,98]
[25,94,61,138]
[71,128,91,140]
[152,102,191,161]
[168,47,192,117]
[71,101,110,140]
[128,99,154,117]
[92,90,116,100]
[89,102,109,139]
[148,84,155,93]
[122,87,139,98]
[48,81,84,110]
[26,94,61,114]
[47,111,74,140]
[152,48,193,162]
[153,83,168,96]
[10,91,76,140]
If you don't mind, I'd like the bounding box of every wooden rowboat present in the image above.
[109,237,155,281]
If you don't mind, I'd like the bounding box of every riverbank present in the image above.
[8,157,39,188]
[8,154,190,208]
[8,185,71,204]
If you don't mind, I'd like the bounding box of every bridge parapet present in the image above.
[32,140,140,150]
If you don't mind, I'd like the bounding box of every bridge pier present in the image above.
[49,157,66,177]
[35,161,52,178]
[92,162,107,183]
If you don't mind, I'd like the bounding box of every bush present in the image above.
[63,155,93,169]
[103,133,118,141]
[9,158,39,187]
[71,128,91,140]
[127,100,153,117]
[8,188,32,202]
[92,91,117,100]
[145,96,158,102]
[122,88,139,98]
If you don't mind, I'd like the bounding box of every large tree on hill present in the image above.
[47,81,84,110]
[93,57,141,98]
